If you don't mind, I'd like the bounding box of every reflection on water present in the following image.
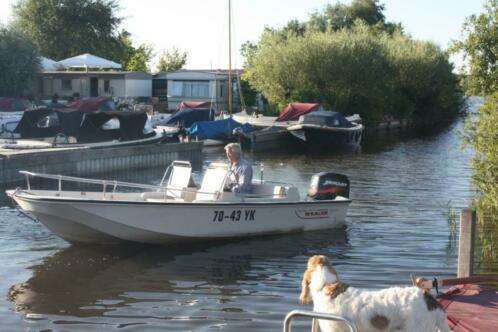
[0,114,483,331]
[9,230,347,331]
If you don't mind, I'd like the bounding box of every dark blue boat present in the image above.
[287,111,364,151]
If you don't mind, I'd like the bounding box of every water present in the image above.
[0,117,479,331]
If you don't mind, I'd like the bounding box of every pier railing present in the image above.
[458,208,498,281]
[283,310,358,332]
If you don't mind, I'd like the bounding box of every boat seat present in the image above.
[194,163,229,201]
[163,161,193,199]
[273,186,286,198]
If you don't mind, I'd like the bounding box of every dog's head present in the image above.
[299,255,339,304]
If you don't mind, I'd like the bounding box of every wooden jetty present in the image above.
[435,209,498,332]
[0,142,203,185]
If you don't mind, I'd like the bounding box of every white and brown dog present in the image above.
[299,255,451,332]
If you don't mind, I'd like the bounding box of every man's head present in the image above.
[224,143,242,164]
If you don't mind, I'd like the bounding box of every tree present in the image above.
[456,1,498,232]
[307,0,401,34]
[243,22,462,124]
[0,27,40,96]
[125,44,153,72]
[451,0,498,95]
[157,47,187,72]
[12,0,124,61]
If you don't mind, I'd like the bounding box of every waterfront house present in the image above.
[38,53,152,100]
[40,71,152,100]
[154,69,241,112]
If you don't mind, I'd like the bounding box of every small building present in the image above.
[37,53,152,100]
[154,69,241,112]
[39,71,152,100]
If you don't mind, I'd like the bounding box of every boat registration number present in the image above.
[213,210,256,222]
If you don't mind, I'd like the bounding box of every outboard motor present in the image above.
[308,172,350,200]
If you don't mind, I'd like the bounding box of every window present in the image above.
[171,81,183,96]
[184,81,209,97]
[104,80,110,93]
[61,79,72,90]
[220,82,226,98]
[171,80,209,97]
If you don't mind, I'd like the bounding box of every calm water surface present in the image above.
[0,116,478,331]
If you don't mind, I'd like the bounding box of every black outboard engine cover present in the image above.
[308,172,350,200]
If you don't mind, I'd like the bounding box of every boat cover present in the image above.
[55,109,86,137]
[14,108,150,142]
[276,103,322,122]
[0,97,31,112]
[437,284,498,332]
[66,97,116,112]
[297,110,355,128]
[176,101,212,113]
[188,118,253,140]
[14,108,61,138]
[166,107,214,128]
[79,111,149,142]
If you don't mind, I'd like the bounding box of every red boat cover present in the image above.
[437,284,498,332]
[66,97,114,112]
[0,97,31,112]
[276,103,321,122]
[176,101,211,113]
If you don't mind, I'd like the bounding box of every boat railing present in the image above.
[18,170,222,200]
[19,170,164,194]
[283,310,358,332]
[18,169,296,201]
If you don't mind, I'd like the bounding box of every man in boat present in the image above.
[224,143,253,194]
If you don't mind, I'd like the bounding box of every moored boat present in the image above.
[6,161,352,245]
[1,108,167,149]
[287,111,364,151]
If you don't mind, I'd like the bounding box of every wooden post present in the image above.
[458,208,477,278]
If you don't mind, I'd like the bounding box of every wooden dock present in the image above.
[0,142,203,185]
[434,208,498,332]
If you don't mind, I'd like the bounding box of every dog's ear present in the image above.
[299,268,313,304]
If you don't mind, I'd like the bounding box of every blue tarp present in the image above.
[166,107,214,128]
[188,118,253,140]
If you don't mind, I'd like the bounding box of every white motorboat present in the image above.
[6,161,352,245]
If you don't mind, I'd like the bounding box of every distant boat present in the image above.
[1,108,166,149]
[233,103,363,151]
[0,97,33,138]
[188,117,252,146]
[287,111,364,151]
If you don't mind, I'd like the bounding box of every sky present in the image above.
[0,0,488,71]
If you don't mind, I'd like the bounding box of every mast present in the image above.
[228,0,232,115]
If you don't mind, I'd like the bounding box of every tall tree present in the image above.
[157,47,187,72]
[126,44,153,72]
[12,0,123,61]
[451,0,498,95]
[457,1,498,226]
[0,27,40,96]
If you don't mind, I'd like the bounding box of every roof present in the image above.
[58,53,122,69]
[40,57,63,71]
[41,71,151,79]
[156,69,244,80]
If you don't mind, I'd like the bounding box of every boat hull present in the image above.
[10,191,350,245]
[288,125,363,151]
[238,127,296,152]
